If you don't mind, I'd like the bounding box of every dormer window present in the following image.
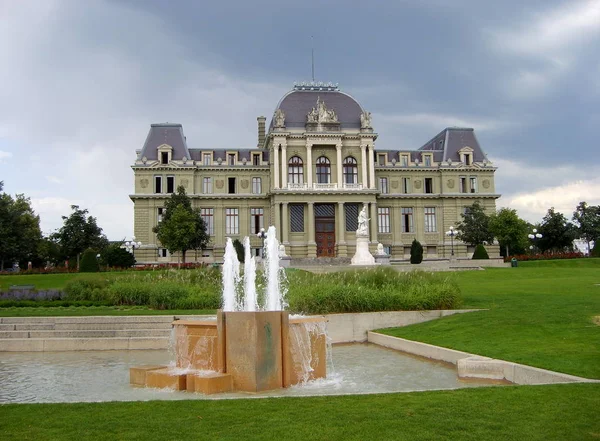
[401,154,409,166]
[228,153,236,166]
[252,153,260,166]
[458,147,474,166]
[157,144,173,165]
[378,154,386,166]
[465,154,472,165]
[161,152,169,164]
[424,155,432,167]
[203,153,211,166]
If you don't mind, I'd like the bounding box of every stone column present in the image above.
[281,143,287,189]
[307,202,316,257]
[336,143,343,189]
[306,141,313,188]
[273,202,281,240]
[368,146,376,189]
[282,202,289,244]
[370,201,378,244]
[273,145,280,190]
[337,201,347,257]
[360,145,367,189]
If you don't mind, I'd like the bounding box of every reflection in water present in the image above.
[0,343,499,404]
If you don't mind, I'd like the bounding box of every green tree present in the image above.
[456,202,494,247]
[153,186,209,263]
[232,239,245,263]
[0,189,42,270]
[101,242,135,268]
[52,205,108,268]
[572,201,600,255]
[537,207,576,253]
[489,208,529,257]
[410,239,423,264]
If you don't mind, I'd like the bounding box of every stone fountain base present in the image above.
[130,310,327,394]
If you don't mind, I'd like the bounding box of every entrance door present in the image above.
[314,203,336,257]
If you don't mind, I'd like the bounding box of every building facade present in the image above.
[130,83,500,263]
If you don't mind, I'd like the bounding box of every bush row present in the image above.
[504,252,585,262]
[286,267,460,314]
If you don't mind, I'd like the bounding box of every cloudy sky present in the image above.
[1,0,599,240]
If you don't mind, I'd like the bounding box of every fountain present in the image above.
[130,226,328,394]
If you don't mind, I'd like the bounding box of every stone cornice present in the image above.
[129,194,269,201]
[132,166,270,172]
[376,193,501,199]
[375,166,497,172]
[270,189,379,196]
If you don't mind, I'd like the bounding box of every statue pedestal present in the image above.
[351,236,375,265]
[374,254,391,265]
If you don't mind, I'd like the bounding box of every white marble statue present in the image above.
[357,205,369,236]
[360,111,372,129]
[273,109,285,127]
[307,97,338,124]
[377,243,385,255]
[278,244,288,257]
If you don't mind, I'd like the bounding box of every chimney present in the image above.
[257,116,266,148]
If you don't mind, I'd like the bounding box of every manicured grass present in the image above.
[0,384,598,441]
[380,259,600,379]
[0,272,145,291]
[0,306,215,317]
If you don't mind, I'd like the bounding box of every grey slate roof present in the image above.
[270,89,364,130]
[139,123,190,161]
[418,127,489,162]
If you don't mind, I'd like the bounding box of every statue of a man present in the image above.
[360,111,372,129]
[357,205,369,235]
[274,109,285,127]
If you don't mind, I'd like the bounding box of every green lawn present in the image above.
[379,258,600,379]
[0,384,598,441]
[0,272,139,291]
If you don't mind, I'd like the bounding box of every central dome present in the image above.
[271,86,365,131]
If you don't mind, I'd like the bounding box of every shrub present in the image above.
[504,251,584,262]
[591,243,599,258]
[472,244,489,260]
[101,243,135,268]
[79,249,100,272]
[410,239,423,264]
[64,278,110,301]
[232,239,245,263]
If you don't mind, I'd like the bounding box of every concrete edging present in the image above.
[367,332,599,385]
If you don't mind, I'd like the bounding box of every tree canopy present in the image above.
[153,186,209,263]
[456,202,494,247]
[52,205,108,261]
[537,208,576,253]
[572,201,600,254]
[0,189,42,270]
[489,208,529,257]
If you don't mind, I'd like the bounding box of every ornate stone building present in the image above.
[130,83,500,263]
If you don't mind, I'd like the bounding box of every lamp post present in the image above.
[446,226,457,257]
[256,228,267,258]
[125,237,142,262]
[528,229,543,254]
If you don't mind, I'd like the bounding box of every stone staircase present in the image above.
[0,315,213,352]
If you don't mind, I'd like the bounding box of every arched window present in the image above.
[288,156,304,184]
[343,156,358,184]
[316,156,331,184]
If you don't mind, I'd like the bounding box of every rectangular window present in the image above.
[157,207,164,223]
[203,153,211,166]
[465,154,472,165]
[252,177,262,194]
[401,155,409,166]
[378,207,390,233]
[470,176,478,193]
[460,176,467,193]
[200,208,214,235]
[225,208,239,235]
[290,204,304,232]
[345,203,359,232]
[250,208,264,234]
[154,176,162,194]
[203,177,212,194]
[159,248,169,258]
[228,177,236,194]
[161,152,169,165]
[253,154,260,166]
[379,177,388,194]
[228,153,236,166]
[402,177,410,194]
[424,155,432,167]
[401,207,413,233]
[424,207,436,233]
[378,154,386,166]
[166,176,175,194]
[424,177,433,194]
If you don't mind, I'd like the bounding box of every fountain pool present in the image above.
[0,343,503,404]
